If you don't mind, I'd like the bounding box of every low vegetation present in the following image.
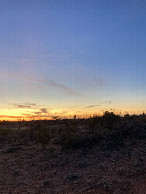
[0,112,146,150]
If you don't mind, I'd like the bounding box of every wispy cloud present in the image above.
[0,71,79,96]
[0,102,53,120]
[10,102,52,118]
[18,105,31,108]
[41,108,48,113]
[85,105,100,108]
[92,78,105,87]
[85,100,111,109]
[0,115,22,119]
[31,108,49,115]
[10,103,51,115]
[10,103,38,109]
[33,111,42,115]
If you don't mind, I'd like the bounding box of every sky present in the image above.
[0,0,146,120]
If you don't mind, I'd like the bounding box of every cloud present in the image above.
[41,108,48,113]
[31,109,48,115]
[85,101,111,109]
[11,102,52,117]
[93,78,105,87]
[33,112,42,115]
[0,115,21,119]
[11,103,38,109]
[29,78,79,96]
[85,100,112,108]
[0,71,79,96]
[18,105,31,108]
[85,105,100,108]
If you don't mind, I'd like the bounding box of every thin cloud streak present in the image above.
[10,103,51,115]
[41,108,48,113]
[85,105,100,108]
[85,100,112,109]
[10,103,38,109]
[0,115,21,119]
[0,71,79,96]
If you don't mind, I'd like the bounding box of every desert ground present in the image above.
[0,113,146,193]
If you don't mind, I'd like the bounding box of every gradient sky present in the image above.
[0,0,146,120]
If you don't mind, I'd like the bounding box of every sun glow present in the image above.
[0,105,145,121]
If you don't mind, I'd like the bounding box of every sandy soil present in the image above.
[0,136,146,194]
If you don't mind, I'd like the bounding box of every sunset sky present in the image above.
[0,0,146,120]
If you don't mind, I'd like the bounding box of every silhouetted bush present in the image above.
[101,111,121,131]
[104,131,125,150]
[35,125,51,148]
[87,111,121,132]
[0,112,146,150]
[0,127,11,142]
[59,132,103,150]
[0,128,10,137]
[87,115,101,131]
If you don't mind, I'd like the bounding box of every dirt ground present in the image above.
[0,135,146,194]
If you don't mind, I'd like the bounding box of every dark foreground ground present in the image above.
[0,114,146,193]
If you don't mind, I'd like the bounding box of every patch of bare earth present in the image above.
[0,136,145,194]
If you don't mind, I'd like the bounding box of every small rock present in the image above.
[117,168,125,176]
[86,184,98,191]
[97,179,111,191]
[43,180,50,187]
[13,171,20,176]
[104,183,111,191]
[67,173,79,181]
[123,185,130,190]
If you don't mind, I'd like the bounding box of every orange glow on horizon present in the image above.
[0,107,145,121]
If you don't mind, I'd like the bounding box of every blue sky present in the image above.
[0,0,146,120]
